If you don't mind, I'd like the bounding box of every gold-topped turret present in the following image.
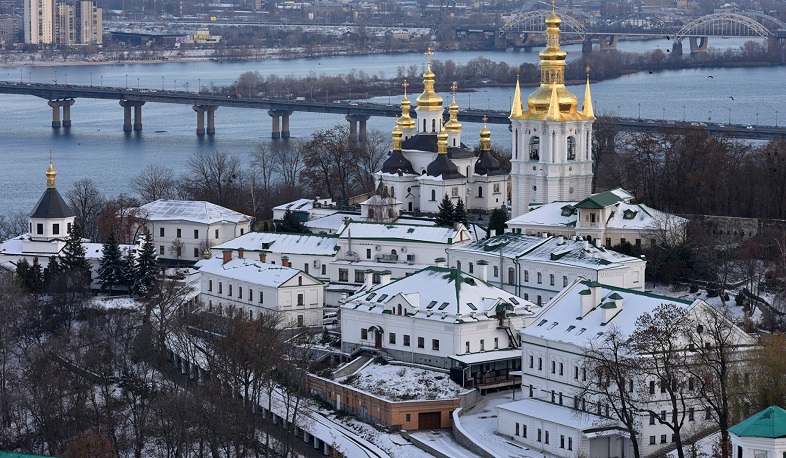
[392,118,403,150]
[415,48,444,111]
[510,76,523,118]
[437,119,448,154]
[582,66,595,119]
[397,80,416,131]
[444,82,462,133]
[479,116,491,151]
[46,150,57,189]
[512,3,591,122]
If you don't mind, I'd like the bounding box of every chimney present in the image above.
[557,235,564,245]
[601,296,622,323]
[281,255,289,267]
[595,238,602,248]
[490,229,496,237]
[238,248,244,259]
[380,270,392,286]
[583,240,589,251]
[364,269,374,290]
[477,259,489,282]
[222,250,232,264]
[259,251,267,263]
[434,257,447,268]
[579,289,593,316]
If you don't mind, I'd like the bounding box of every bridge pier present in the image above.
[48,99,75,128]
[599,34,618,51]
[119,100,146,132]
[582,39,593,54]
[672,41,683,57]
[689,36,708,53]
[268,110,293,139]
[193,105,218,135]
[346,114,371,143]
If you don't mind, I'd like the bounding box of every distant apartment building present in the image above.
[0,15,20,44]
[24,0,101,45]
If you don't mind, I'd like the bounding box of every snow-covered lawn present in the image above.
[88,295,142,311]
[667,432,720,458]
[340,363,462,401]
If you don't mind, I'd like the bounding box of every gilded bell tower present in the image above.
[414,48,444,134]
[508,5,595,218]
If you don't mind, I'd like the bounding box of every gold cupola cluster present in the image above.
[444,83,462,134]
[415,48,444,112]
[510,7,594,122]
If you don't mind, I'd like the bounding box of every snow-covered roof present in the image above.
[140,200,251,224]
[197,256,317,287]
[0,234,137,259]
[507,201,579,228]
[212,232,339,257]
[342,267,538,322]
[272,198,316,213]
[449,349,522,365]
[84,242,138,260]
[497,398,616,431]
[521,279,699,347]
[603,202,688,231]
[450,233,643,270]
[305,212,357,233]
[338,221,470,245]
[338,362,462,401]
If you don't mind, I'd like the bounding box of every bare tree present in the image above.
[273,140,306,194]
[183,151,243,208]
[0,211,29,240]
[65,178,105,242]
[577,325,642,458]
[131,165,180,203]
[96,194,146,244]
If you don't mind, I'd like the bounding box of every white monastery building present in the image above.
[197,251,325,327]
[137,199,252,263]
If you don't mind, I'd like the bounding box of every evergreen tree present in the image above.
[122,249,136,293]
[133,230,158,297]
[97,232,124,295]
[43,255,60,288]
[277,209,307,233]
[453,198,468,226]
[434,194,455,226]
[15,258,31,291]
[29,257,44,293]
[59,223,91,277]
[488,207,508,237]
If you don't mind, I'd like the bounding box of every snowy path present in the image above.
[409,429,484,458]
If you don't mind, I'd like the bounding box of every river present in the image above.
[0,37,780,216]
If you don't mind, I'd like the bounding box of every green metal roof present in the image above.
[608,293,624,300]
[600,302,617,309]
[574,190,626,209]
[0,452,58,458]
[729,406,786,438]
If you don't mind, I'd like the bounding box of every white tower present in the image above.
[414,48,444,134]
[509,8,595,218]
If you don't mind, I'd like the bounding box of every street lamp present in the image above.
[617,105,621,117]
[100,75,103,86]
[638,103,641,119]
[90,72,93,86]
[777,111,779,127]
[728,107,731,124]
[125,73,128,89]
[174,79,177,91]
[162,76,165,90]
[54,70,57,85]
[310,85,314,101]
[756,113,759,125]
[468,93,471,109]
[662,107,665,120]
[708,110,711,122]
[683,105,686,122]
[198,78,201,94]
[19,69,22,83]
[65,73,67,85]
[137,77,140,90]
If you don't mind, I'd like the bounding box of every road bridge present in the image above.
[0,81,784,141]
[497,10,786,54]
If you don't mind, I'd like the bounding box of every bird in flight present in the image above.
[649,70,653,74]
[708,75,714,78]
[729,96,734,101]
[666,35,671,40]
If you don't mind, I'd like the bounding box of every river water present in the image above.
[0,36,780,216]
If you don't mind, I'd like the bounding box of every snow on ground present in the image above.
[408,429,484,458]
[647,283,764,323]
[458,391,558,458]
[329,415,435,458]
[88,295,142,311]
[667,431,720,458]
[340,363,462,401]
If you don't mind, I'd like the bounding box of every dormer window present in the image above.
[561,205,574,217]
[623,210,638,220]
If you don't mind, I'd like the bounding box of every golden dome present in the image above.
[437,120,448,154]
[46,150,57,189]
[392,119,403,150]
[416,48,444,112]
[479,116,491,151]
[397,80,416,130]
[444,83,462,133]
[512,8,591,122]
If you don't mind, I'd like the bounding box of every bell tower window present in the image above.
[567,136,576,161]
[529,137,540,161]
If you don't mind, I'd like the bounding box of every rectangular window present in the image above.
[52,224,59,235]
[529,355,534,368]
[322,264,326,276]
[339,269,348,282]
[194,229,199,239]
[176,228,182,238]
[537,272,542,284]
[545,431,549,444]
[524,271,529,282]
[193,248,199,258]
[214,229,219,239]
[550,274,555,286]
[466,342,470,353]
[159,245,164,255]
[689,408,695,421]
[650,413,656,425]
[493,266,499,277]
[238,287,242,299]
[661,410,667,421]
[355,270,365,283]
[515,423,520,436]
[160,227,165,237]
[522,425,527,438]
[650,380,656,394]
[361,329,368,339]
[563,276,568,287]
[228,284,232,296]
[661,435,667,444]
[551,361,556,374]
[417,337,424,349]
[259,291,264,304]
[650,436,656,445]
[366,249,372,259]
[404,335,410,347]
[297,294,304,306]
[218,282,223,294]
[559,363,563,376]
[494,337,499,349]
[537,429,542,442]
[606,237,612,248]
[249,290,253,302]
[406,414,411,422]
[208,280,213,292]
[568,437,572,451]
[468,263,474,274]
[304,263,309,274]
[560,435,565,449]
[480,339,485,351]
[538,358,542,371]
[432,339,440,351]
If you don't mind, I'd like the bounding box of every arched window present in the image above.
[508,267,515,285]
[389,186,395,198]
[478,186,483,198]
[397,304,402,315]
[453,138,456,146]
[432,119,436,132]
[431,189,436,201]
[567,136,576,160]
[423,119,427,131]
[529,136,540,160]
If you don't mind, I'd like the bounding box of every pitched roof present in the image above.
[140,200,251,224]
[574,188,633,209]
[212,232,339,257]
[197,256,318,287]
[337,221,466,244]
[29,187,75,219]
[729,406,786,439]
[343,266,537,320]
